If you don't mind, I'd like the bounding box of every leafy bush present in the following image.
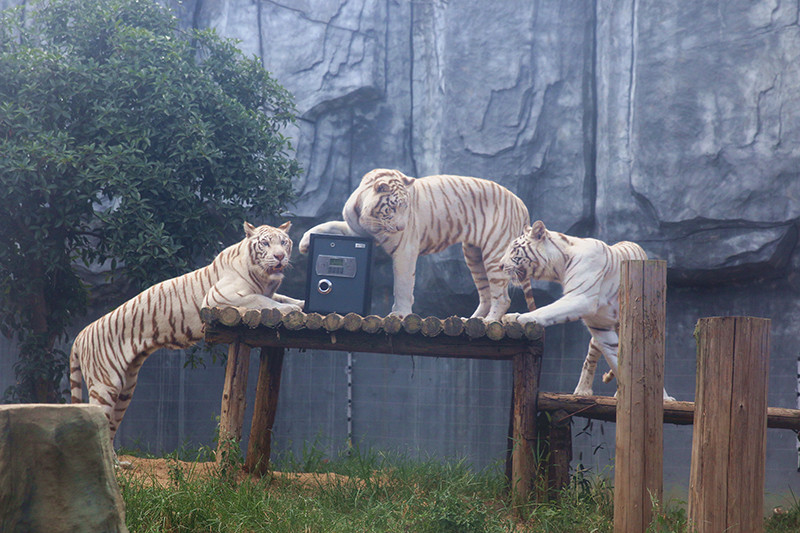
[0,0,301,401]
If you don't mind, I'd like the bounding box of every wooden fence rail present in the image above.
[536,392,800,431]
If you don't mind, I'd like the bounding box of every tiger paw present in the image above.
[298,231,312,254]
[501,313,521,325]
[573,386,594,396]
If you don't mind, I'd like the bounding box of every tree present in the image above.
[0,0,302,402]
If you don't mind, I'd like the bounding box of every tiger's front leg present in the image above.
[251,294,302,313]
[389,246,418,317]
[273,293,305,309]
[502,293,596,328]
[298,220,357,254]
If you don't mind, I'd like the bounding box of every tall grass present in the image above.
[118,444,797,533]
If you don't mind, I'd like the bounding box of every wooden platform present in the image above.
[201,306,545,507]
[201,307,543,355]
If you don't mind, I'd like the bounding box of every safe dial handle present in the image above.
[317,278,332,294]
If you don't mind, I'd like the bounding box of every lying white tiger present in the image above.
[299,168,536,320]
[501,220,674,400]
[70,221,304,445]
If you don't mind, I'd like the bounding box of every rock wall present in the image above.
[165,0,800,288]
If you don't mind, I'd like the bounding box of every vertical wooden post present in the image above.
[689,316,770,533]
[547,409,573,496]
[216,338,251,462]
[245,346,285,476]
[532,409,573,501]
[614,260,666,533]
[510,343,543,511]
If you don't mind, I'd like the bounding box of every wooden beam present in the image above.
[536,392,800,430]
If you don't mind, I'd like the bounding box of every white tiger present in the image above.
[69,221,304,445]
[501,220,674,400]
[299,168,536,320]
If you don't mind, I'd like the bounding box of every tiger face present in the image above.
[354,169,414,234]
[244,221,293,276]
[501,220,556,284]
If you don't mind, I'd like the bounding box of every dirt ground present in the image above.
[117,455,355,489]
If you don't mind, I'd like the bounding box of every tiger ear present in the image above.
[278,221,291,233]
[530,220,547,241]
[243,221,257,237]
[400,172,415,186]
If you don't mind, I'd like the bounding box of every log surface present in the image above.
[201,306,544,359]
[536,392,800,431]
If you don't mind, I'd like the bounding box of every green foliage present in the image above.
[766,490,800,533]
[0,0,301,401]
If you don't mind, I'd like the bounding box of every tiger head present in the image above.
[501,220,559,284]
[350,169,415,235]
[244,221,293,277]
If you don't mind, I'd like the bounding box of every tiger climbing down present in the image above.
[299,168,537,321]
[500,220,675,400]
[69,221,304,446]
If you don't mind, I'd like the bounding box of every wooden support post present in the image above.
[216,338,251,463]
[547,409,573,497]
[510,343,543,511]
[614,260,666,533]
[688,316,770,533]
[245,346,285,476]
[531,410,573,501]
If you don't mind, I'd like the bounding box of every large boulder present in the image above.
[0,404,128,533]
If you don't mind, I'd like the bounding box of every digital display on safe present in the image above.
[315,255,357,278]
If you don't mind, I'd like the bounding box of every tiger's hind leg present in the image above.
[574,336,604,396]
[463,244,511,320]
[483,254,513,322]
[90,353,146,468]
[587,325,675,401]
[462,244,491,318]
[110,354,147,449]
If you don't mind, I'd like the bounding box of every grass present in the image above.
[117,443,799,533]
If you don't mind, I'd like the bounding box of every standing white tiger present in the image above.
[501,220,674,400]
[70,221,304,445]
[299,168,536,320]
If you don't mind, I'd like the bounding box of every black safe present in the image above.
[304,233,373,315]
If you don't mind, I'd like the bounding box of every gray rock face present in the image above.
[170,0,799,295]
[0,405,128,533]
